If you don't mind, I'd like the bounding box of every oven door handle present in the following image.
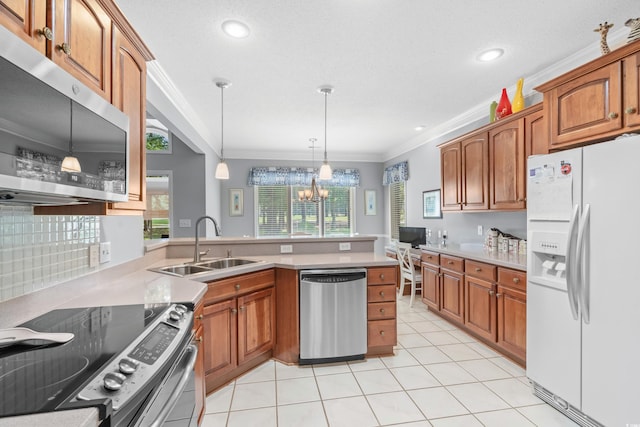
[148,344,198,427]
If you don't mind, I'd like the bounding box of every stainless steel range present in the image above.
[0,303,196,426]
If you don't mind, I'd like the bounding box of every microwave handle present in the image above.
[148,344,198,427]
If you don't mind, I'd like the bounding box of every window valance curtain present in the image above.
[383,161,409,185]
[248,167,360,187]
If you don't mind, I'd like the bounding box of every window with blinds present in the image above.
[256,186,290,236]
[389,181,406,240]
[324,186,354,236]
[255,186,355,237]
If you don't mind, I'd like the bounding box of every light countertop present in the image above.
[387,243,526,271]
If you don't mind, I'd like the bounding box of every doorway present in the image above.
[144,171,173,239]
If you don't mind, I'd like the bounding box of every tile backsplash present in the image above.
[0,206,100,302]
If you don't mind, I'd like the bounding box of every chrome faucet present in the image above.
[193,216,220,263]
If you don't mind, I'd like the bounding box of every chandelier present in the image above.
[298,138,328,202]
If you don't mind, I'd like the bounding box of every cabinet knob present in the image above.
[37,27,53,40]
[625,107,637,115]
[231,308,238,314]
[608,112,619,120]
[379,274,385,280]
[379,291,385,297]
[57,42,71,55]
[239,306,245,311]
[379,330,385,336]
[513,277,520,284]
[235,284,241,290]
[196,314,204,320]
[489,290,495,296]
[380,308,385,313]
[447,261,454,265]
[195,336,203,342]
[475,267,481,272]
[496,293,502,298]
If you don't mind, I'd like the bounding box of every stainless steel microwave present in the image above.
[0,26,129,205]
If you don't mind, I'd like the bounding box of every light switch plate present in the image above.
[99,242,111,264]
[477,225,483,236]
[280,244,293,254]
[179,219,191,228]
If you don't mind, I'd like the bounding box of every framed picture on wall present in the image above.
[229,189,244,216]
[364,190,377,216]
[423,189,442,219]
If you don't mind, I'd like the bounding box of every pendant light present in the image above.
[318,86,333,180]
[61,99,81,173]
[215,81,231,180]
[298,138,328,202]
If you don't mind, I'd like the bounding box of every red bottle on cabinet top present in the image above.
[496,88,512,119]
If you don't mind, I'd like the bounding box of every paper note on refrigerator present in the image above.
[528,162,573,221]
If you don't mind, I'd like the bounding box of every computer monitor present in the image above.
[399,226,426,249]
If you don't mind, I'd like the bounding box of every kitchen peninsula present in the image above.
[0,234,397,426]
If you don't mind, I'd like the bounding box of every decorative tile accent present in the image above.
[0,206,100,302]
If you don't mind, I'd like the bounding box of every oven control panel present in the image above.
[75,304,193,410]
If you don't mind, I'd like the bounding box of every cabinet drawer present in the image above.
[465,260,496,282]
[367,319,397,347]
[497,268,526,292]
[368,267,396,285]
[367,284,396,303]
[421,250,439,266]
[440,255,464,273]
[205,269,275,304]
[367,302,396,320]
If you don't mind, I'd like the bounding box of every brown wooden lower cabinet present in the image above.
[420,249,527,366]
[366,266,397,356]
[440,267,464,324]
[464,275,496,342]
[202,270,276,393]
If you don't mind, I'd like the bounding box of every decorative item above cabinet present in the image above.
[535,39,640,150]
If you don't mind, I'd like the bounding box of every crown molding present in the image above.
[383,27,629,162]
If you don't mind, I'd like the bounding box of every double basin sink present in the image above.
[150,258,261,277]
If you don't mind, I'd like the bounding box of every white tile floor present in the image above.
[201,295,579,427]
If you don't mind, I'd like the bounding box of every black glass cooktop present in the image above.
[0,303,170,418]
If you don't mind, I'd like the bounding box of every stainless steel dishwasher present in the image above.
[299,268,367,364]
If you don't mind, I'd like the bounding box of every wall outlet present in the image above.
[280,244,293,254]
[99,242,112,264]
[89,244,99,268]
[179,219,191,228]
[477,225,483,236]
[339,242,351,251]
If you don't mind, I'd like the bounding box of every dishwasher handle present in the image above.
[300,268,367,283]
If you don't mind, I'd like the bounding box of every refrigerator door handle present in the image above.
[565,204,580,320]
[576,203,591,324]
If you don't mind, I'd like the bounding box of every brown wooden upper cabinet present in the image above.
[440,132,489,211]
[0,0,112,100]
[440,104,543,212]
[536,40,640,150]
[489,119,526,210]
[0,1,48,53]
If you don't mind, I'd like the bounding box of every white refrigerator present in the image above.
[527,134,640,427]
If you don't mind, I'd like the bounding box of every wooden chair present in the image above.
[396,242,423,307]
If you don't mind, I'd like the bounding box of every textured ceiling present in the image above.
[115,0,638,161]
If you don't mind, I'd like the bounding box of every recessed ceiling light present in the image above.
[222,20,250,38]
[414,125,426,131]
[477,48,504,62]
